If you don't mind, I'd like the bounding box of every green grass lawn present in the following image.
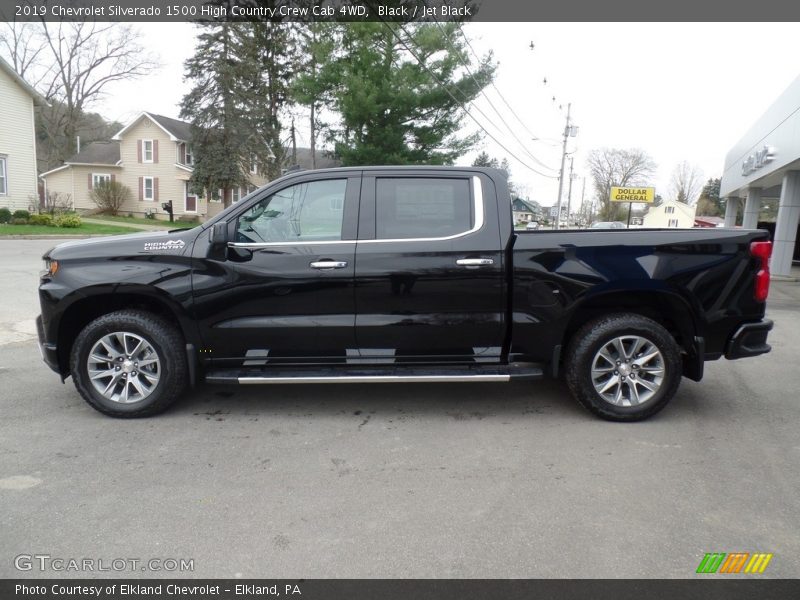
[87,214,194,228]
[0,223,142,236]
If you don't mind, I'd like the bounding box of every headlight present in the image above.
[42,258,59,277]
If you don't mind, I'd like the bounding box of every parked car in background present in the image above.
[525,221,540,230]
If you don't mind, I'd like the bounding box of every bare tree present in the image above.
[40,22,158,162]
[587,148,657,220]
[0,22,48,83]
[0,22,158,166]
[669,160,704,204]
[90,180,131,216]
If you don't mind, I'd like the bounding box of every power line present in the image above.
[456,24,545,144]
[369,15,557,179]
[426,14,558,173]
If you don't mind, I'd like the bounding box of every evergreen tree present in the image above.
[180,23,253,207]
[472,152,499,168]
[696,177,722,216]
[240,22,298,180]
[325,22,495,165]
[292,24,340,170]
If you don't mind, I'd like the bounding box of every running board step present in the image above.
[204,364,544,385]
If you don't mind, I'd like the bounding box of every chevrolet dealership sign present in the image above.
[610,186,655,203]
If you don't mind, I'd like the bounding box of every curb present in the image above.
[0,234,116,240]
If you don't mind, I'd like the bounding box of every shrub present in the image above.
[90,180,131,216]
[0,208,11,223]
[177,215,199,224]
[42,191,73,215]
[10,217,29,225]
[29,214,55,226]
[12,209,30,220]
[55,213,82,228]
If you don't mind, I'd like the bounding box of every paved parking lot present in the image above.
[1,239,799,578]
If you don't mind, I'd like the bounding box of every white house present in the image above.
[643,200,696,228]
[41,111,272,221]
[0,57,44,211]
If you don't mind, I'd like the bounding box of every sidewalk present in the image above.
[80,217,174,232]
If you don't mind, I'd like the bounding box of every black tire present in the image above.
[564,313,682,422]
[70,310,187,418]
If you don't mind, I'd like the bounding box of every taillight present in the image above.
[750,240,772,302]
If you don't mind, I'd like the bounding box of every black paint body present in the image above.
[38,166,771,381]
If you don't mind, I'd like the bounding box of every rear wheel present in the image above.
[564,313,682,421]
[70,310,187,417]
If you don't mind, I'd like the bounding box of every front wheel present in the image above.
[564,313,682,422]
[70,310,187,418]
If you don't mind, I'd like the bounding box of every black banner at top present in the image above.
[2,0,800,22]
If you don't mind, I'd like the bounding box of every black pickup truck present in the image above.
[37,166,773,421]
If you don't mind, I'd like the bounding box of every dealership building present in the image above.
[721,74,800,277]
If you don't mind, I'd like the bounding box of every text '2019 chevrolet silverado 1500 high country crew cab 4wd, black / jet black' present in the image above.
[37,166,774,421]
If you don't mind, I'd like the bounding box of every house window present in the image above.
[250,155,258,175]
[92,173,111,188]
[668,218,679,227]
[665,206,675,214]
[232,187,240,203]
[143,140,154,163]
[178,143,193,166]
[0,156,7,195]
[143,177,154,201]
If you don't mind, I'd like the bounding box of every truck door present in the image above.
[353,171,506,363]
[191,173,361,366]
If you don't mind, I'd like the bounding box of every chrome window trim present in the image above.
[228,175,483,249]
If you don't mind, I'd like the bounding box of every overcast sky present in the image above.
[98,22,800,208]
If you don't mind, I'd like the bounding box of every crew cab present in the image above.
[37,166,774,421]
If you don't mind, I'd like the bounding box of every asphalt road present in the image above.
[1,239,799,578]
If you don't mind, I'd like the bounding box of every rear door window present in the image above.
[375,178,472,240]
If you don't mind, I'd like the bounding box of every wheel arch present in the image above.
[55,287,196,377]
[556,288,700,379]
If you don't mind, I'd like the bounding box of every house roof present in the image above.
[148,113,193,142]
[0,56,47,105]
[65,141,121,165]
[694,216,725,225]
[512,198,542,214]
[646,199,696,217]
[289,147,341,170]
[112,111,192,142]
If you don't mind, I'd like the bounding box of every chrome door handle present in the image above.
[456,258,494,266]
[310,260,348,269]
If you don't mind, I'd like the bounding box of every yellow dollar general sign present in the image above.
[696,552,773,574]
[610,186,655,203]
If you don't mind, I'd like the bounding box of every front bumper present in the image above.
[36,315,60,374]
[725,319,773,360]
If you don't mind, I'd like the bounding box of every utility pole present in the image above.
[580,177,587,225]
[290,118,297,165]
[566,156,575,228]
[554,103,576,230]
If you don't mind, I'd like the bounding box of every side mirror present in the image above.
[209,222,229,245]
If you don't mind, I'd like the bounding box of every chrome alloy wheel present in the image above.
[591,335,665,406]
[86,332,161,403]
